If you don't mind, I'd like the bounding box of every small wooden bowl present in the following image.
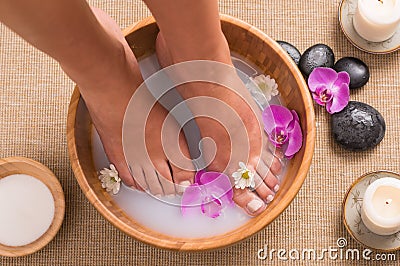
[0,157,65,257]
[67,15,315,251]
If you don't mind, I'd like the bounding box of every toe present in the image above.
[256,162,280,193]
[129,164,147,191]
[232,188,266,216]
[115,163,135,187]
[262,150,282,175]
[156,161,177,196]
[267,142,285,161]
[253,173,275,203]
[170,163,195,194]
[143,167,164,196]
[170,129,195,194]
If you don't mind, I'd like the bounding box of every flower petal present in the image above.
[287,110,300,131]
[194,170,206,185]
[285,120,303,158]
[312,93,327,106]
[332,71,350,89]
[232,172,241,179]
[201,172,233,204]
[247,82,269,109]
[199,171,222,185]
[291,110,300,122]
[251,74,265,86]
[326,83,350,114]
[268,126,288,146]
[308,67,338,92]
[262,105,293,134]
[250,179,256,189]
[112,183,120,195]
[201,196,223,218]
[181,184,203,215]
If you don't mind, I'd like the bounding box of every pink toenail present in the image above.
[266,195,274,203]
[274,185,280,193]
[247,199,264,213]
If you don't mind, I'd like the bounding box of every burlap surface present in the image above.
[1,0,400,265]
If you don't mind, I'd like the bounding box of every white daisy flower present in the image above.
[246,81,269,110]
[232,162,255,189]
[250,74,279,102]
[99,164,121,195]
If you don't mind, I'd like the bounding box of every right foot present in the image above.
[156,32,283,216]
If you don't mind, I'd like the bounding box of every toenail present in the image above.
[154,194,162,198]
[266,195,274,203]
[177,181,191,193]
[166,194,175,198]
[247,199,264,213]
[274,185,280,193]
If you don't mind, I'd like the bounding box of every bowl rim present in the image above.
[67,14,315,251]
[0,156,65,257]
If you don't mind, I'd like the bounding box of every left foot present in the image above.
[62,7,195,195]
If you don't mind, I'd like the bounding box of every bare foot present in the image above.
[62,8,194,195]
[156,32,282,215]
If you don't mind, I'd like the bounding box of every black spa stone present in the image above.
[277,41,301,65]
[299,44,335,77]
[331,101,385,151]
[334,57,370,89]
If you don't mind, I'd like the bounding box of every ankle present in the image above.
[159,31,232,65]
[60,40,135,91]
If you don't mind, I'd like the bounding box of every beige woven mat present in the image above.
[1,0,400,265]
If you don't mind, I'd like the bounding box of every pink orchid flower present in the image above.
[181,170,234,218]
[262,105,303,159]
[308,67,350,114]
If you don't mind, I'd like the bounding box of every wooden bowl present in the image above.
[0,157,65,257]
[67,15,315,251]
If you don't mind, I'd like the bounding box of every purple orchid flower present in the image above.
[262,105,303,159]
[308,67,350,114]
[181,170,234,218]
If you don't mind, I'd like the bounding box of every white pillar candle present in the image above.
[0,174,55,246]
[361,177,400,235]
[353,0,400,42]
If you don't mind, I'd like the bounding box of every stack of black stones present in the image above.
[277,41,385,151]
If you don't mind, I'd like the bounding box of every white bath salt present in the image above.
[0,174,55,246]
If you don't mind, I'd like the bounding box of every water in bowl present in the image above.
[90,53,287,238]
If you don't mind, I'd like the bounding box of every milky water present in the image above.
[0,174,55,246]
[90,54,287,238]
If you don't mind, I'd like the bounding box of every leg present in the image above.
[144,0,282,215]
[0,0,194,194]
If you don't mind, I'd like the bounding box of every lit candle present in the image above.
[353,0,400,42]
[361,177,400,235]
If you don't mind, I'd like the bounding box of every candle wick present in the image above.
[385,199,392,205]
[378,0,383,3]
